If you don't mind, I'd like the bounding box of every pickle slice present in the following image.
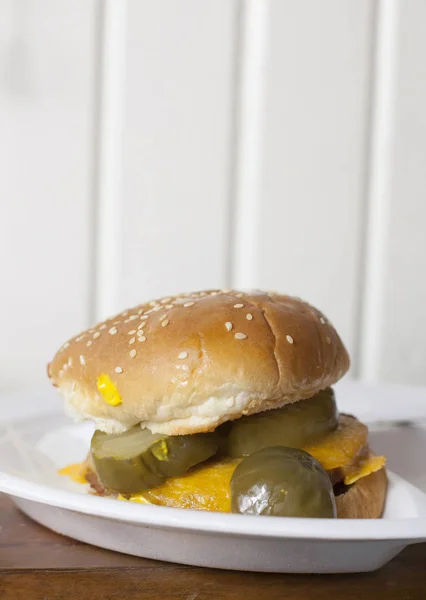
[225,388,338,458]
[231,446,337,518]
[91,427,220,494]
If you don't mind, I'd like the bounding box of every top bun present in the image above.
[48,290,350,435]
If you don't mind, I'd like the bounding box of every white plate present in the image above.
[1,383,426,573]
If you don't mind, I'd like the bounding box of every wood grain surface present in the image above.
[0,493,425,599]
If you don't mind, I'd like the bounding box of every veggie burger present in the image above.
[49,290,387,519]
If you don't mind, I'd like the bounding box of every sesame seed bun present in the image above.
[48,290,350,435]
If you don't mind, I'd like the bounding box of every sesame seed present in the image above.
[63,342,70,349]
[199,292,207,296]
[138,336,146,342]
[93,331,100,339]
[137,308,144,315]
[236,293,243,298]
[165,304,173,309]
[79,355,85,365]
[121,311,128,317]
[76,335,84,342]
[235,332,247,340]
[68,357,73,367]
[221,288,231,293]
[183,302,194,307]
[137,323,145,330]
[161,297,172,304]
[246,313,253,320]
[159,314,167,321]
[225,322,233,331]
[149,301,158,307]
[320,317,326,324]
[210,291,218,296]
[129,337,136,345]
[234,303,244,309]
[129,315,138,321]
[99,324,107,330]
[140,315,148,320]
[286,335,294,344]
[109,327,117,335]
[326,336,331,344]
[162,319,169,327]
[115,366,123,374]
[137,329,144,336]
[113,321,121,325]
[58,370,63,377]
[129,349,137,358]
[128,330,136,335]
[87,340,92,347]
[178,351,188,359]
[63,363,68,371]
[124,319,130,323]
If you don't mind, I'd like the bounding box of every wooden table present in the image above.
[1,494,425,600]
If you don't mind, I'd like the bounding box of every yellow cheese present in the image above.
[125,459,239,512]
[118,493,151,504]
[59,415,386,511]
[58,462,89,484]
[304,414,368,471]
[343,454,386,486]
[124,416,385,511]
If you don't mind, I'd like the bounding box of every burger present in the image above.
[49,290,387,519]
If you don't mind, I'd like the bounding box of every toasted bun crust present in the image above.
[336,468,388,518]
[48,290,350,434]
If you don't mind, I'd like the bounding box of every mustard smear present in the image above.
[152,439,170,461]
[97,373,123,406]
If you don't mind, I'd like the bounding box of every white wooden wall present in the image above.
[1,0,426,390]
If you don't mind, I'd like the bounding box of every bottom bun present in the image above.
[336,468,388,519]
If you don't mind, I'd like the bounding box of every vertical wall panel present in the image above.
[120,0,237,307]
[363,0,426,385]
[0,0,96,388]
[233,0,375,367]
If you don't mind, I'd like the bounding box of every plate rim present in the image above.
[1,470,426,542]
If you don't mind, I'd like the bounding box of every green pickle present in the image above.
[225,388,338,458]
[231,446,337,518]
[91,427,220,494]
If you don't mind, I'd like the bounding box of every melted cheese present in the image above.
[304,414,368,471]
[126,459,239,512]
[60,415,386,511]
[120,416,385,511]
[58,462,89,484]
[343,454,386,485]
